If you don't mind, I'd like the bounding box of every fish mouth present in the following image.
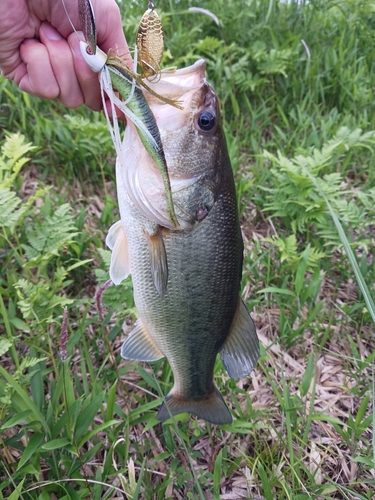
[141,59,218,154]
[144,59,207,102]
[142,59,208,132]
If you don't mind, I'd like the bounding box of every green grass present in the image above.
[1,0,374,498]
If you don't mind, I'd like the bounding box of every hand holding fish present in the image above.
[0,0,129,110]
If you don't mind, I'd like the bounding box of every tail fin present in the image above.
[157,387,232,425]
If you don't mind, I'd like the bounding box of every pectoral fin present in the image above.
[106,221,131,285]
[146,229,168,297]
[157,386,232,425]
[220,298,259,380]
[121,318,164,362]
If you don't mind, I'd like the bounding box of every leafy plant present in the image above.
[264,234,325,272]
[262,127,375,236]
[0,133,45,231]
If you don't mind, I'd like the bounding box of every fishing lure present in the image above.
[76,0,179,227]
[136,1,165,79]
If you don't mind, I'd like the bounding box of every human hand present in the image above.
[0,0,130,110]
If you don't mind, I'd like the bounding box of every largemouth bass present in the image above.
[107,59,259,425]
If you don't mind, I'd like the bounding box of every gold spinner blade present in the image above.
[136,3,164,78]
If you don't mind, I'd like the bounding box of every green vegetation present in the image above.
[1,0,374,498]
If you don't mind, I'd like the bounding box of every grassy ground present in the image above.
[0,0,374,498]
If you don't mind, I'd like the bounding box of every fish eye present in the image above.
[197,111,216,132]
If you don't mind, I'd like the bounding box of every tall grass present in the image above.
[0,0,374,498]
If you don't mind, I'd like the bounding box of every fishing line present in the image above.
[123,45,138,106]
[61,0,80,41]
[100,66,123,156]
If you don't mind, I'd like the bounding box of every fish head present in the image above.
[150,61,222,171]
[117,59,229,229]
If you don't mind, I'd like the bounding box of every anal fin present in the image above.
[146,228,168,297]
[157,387,232,425]
[220,298,259,380]
[121,318,164,362]
[106,220,131,285]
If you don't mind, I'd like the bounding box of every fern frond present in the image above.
[23,204,79,265]
[0,133,36,186]
[0,339,13,357]
[19,357,47,371]
[262,126,375,234]
[257,48,293,77]
[0,188,22,227]
[195,36,222,53]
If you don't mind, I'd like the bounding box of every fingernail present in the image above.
[42,23,63,41]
